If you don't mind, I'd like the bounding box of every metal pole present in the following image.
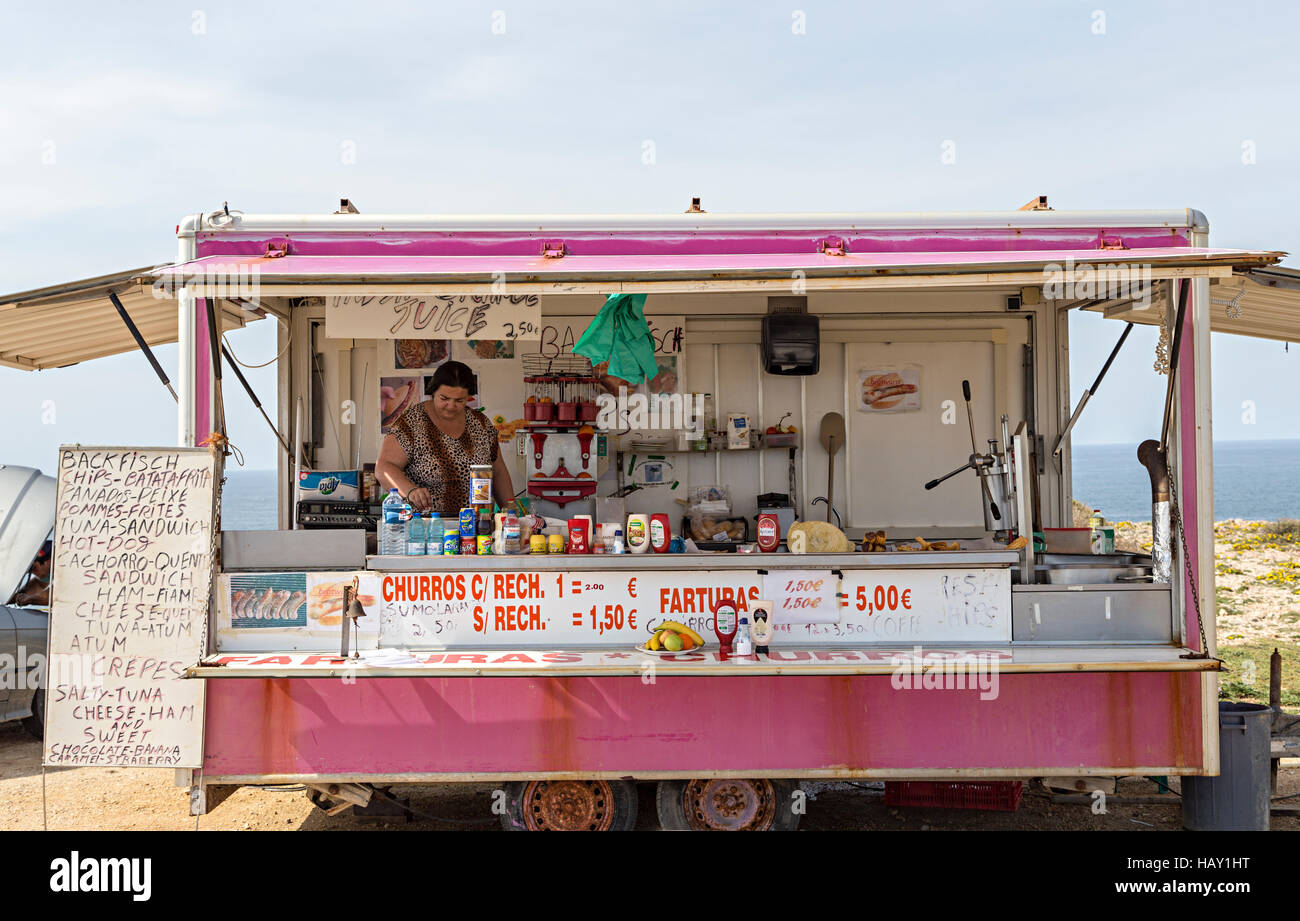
[1159,278,1191,451]
[107,291,178,402]
[1052,321,1133,459]
[221,343,291,455]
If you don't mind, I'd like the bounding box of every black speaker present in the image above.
[761,313,820,375]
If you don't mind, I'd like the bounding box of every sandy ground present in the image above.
[3,720,1296,831]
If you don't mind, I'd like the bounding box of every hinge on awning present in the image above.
[1097,234,1128,251]
[264,240,290,258]
[818,235,848,256]
[541,241,567,259]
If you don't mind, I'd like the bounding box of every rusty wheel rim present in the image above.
[522,780,615,831]
[683,779,777,831]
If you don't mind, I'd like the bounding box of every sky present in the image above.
[1,0,1297,471]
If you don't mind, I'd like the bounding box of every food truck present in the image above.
[7,202,1297,830]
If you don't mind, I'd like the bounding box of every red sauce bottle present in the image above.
[757,513,781,552]
[649,513,672,553]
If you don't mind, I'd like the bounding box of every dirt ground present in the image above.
[2,721,1296,831]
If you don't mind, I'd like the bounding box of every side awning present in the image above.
[142,246,1283,297]
[1085,264,1300,343]
[0,267,255,370]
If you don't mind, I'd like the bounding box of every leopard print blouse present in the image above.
[390,402,500,514]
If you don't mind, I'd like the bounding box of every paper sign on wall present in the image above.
[761,570,840,624]
[857,368,921,413]
[327,295,542,341]
[43,446,218,769]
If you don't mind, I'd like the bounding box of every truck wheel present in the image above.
[500,779,637,831]
[656,779,801,831]
[22,689,43,740]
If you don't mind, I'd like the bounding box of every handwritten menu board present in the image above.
[327,295,543,341]
[43,447,219,769]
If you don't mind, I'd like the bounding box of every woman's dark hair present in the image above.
[426,360,478,397]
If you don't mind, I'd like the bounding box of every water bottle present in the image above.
[380,489,405,555]
[425,513,444,555]
[406,509,426,556]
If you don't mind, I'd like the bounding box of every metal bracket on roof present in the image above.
[541,241,567,259]
[264,240,290,258]
[818,235,848,256]
[1097,234,1128,250]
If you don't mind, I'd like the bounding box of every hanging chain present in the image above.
[1153,286,1172,375]
[1166,464,1215,661]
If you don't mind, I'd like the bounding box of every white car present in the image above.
[0,465,56,737]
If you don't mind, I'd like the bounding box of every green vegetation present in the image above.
[1218,641,1300,708]
[1218,519,1300,553]
[1260,519,1300,541]
[1258,560,1300,594]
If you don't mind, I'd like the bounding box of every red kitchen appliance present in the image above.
[523,354,602,508]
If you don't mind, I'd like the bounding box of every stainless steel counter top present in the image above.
[367,550,1019,571]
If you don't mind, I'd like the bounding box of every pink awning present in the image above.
[143,246,1282,296]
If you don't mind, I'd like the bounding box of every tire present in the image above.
[656,778,802,831]
[22,689,44,740]
[500,779,637,831]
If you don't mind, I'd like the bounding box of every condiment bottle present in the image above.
[734,617,753,656]
[756,513,780,552]
[612,528,625,554]
[502,509,521,554]
[649,513,672,553]
[626,513,651,553]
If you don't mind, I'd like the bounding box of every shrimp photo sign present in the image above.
[43,446,219,769]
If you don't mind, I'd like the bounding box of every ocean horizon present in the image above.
[219,438,1300,530]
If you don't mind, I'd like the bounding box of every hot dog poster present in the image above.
[229,573,308,628]
[857,368,921,413]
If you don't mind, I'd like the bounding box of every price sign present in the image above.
[763,570,839,624]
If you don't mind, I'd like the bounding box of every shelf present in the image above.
[619,443,800,454]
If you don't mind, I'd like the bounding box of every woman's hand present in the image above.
[405,487,433,512]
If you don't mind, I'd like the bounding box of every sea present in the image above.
[218,439,1300,530]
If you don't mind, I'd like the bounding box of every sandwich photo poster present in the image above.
[857,367,921,413]
[380,372,483,434]
[215,572,382,653]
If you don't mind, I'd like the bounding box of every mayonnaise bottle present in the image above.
[626,514,651,553]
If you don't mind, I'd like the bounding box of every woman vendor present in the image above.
[376,361,517,514]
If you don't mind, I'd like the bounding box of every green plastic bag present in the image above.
[573,293,658,386]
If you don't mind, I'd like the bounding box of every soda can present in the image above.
[476,534,493,555]
[459,508,476,538]
[442,533,459,555]
[460,536,476,555]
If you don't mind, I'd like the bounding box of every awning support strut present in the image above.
[107,291,177,402]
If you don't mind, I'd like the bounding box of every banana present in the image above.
[656,620,704,647]
[647,630,664,651]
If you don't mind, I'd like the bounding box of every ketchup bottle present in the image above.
[712,597,739,656]
[757,513,780,552]
[649,513,672,553]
